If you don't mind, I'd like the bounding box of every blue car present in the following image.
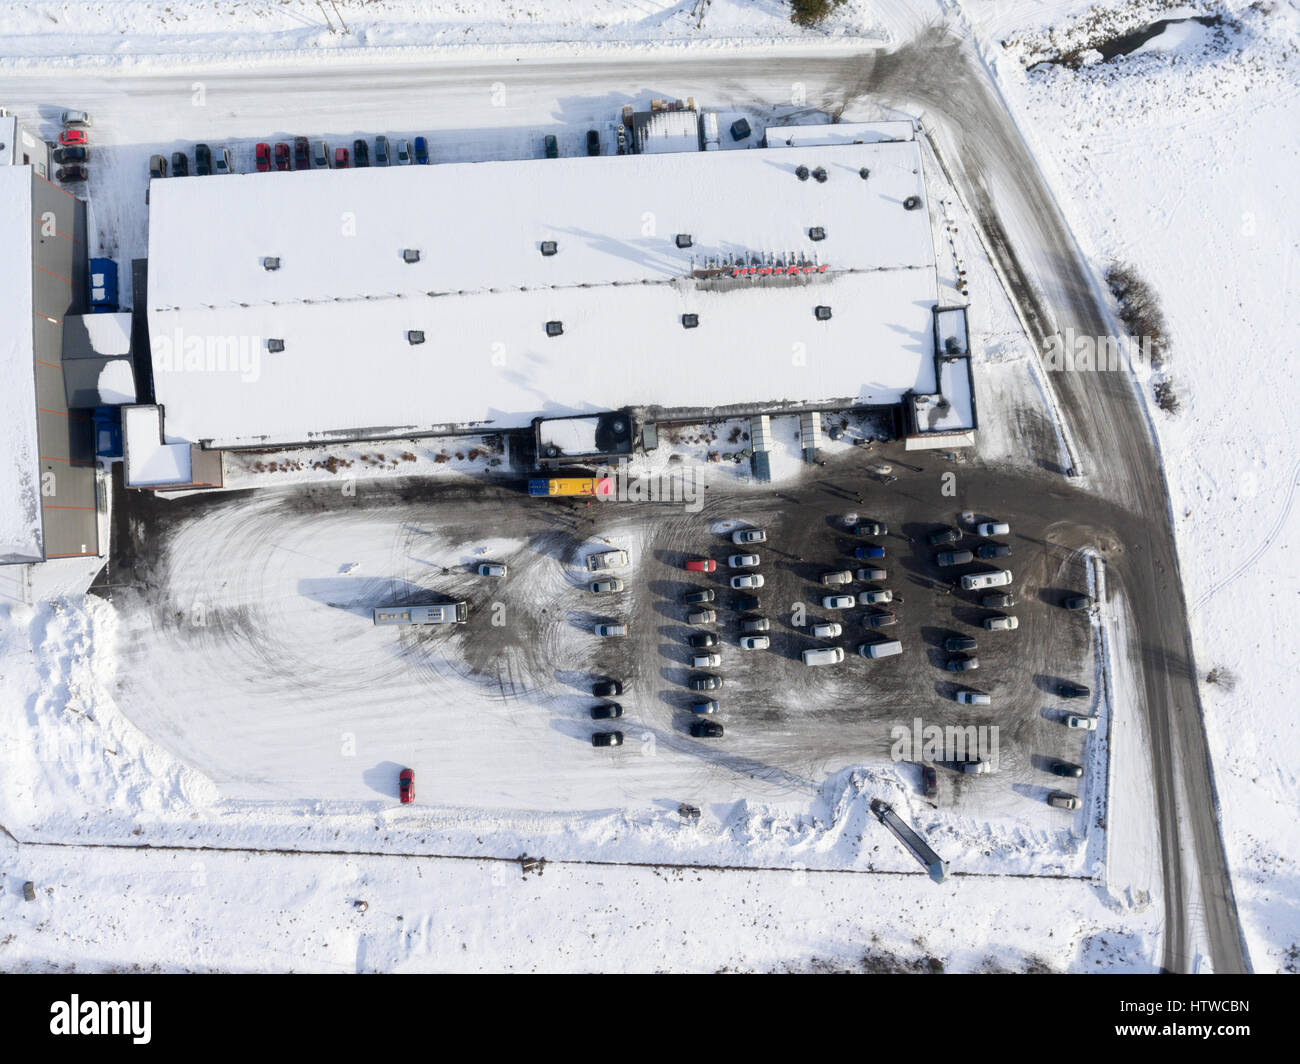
[413,136,430,164]
[854,545,886,560]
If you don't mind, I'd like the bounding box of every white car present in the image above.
[822,595,855,610]
[976,521,1011,537]
[960,758,994,775]
[61,109,92,127]
[728,553,760,569]
[589,578,625,594]
[686,609,716,626]
[594,623,626,638]
[731,528,767,545]
[961,569,1013,591]
[809,622,842,638]
[955,690,991,705]
[984,615,1019,631]
[1067,715,1098,731]
[396,139,411,164]
[730,574,764,590]
[858,589,893,605]
[477,562,507,577]
[739,635,770,650]
[690,652,721,668]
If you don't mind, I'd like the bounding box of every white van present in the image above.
[961,569,1013,591]
[802,646,845,667]
[858,639,902,659]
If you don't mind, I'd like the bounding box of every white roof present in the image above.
[0,166,42,562]
[635,110,701,154]
[123,404,193,487]
[82,312,133,355]
[763,121,916,147]
[147,141,940,449]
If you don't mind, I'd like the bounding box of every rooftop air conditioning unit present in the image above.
[809,227,826,241]
[682,314,699,329]
[545,321,563,338]
[814,306,832,321]
[675,234,692,249]
[262,257,280,271]
[267,338,285,353]
[796,165,810,181]
[402,249,421,264]
[903,196,921,210]
[812,167,828,184]
[540,240,558,256]
[408,330,425,345]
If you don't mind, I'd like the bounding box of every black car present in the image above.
[591,731,624,748]
[682,588,715,605]
[171,151,189,176]
[1064,595,1093,611]
[976,543,1012,559]
[688,674,722,692]
[982,591,1014,609]
[946,656,980,672]
[922,765,938,799]
[55,165,87,183]
[352,138,370,167]
[689,720,724,739]
[1058,682,1090,699]
[544,134,558,158]
[928,526,960,546]
[590,703,623,720]
[53,146,88,165]
[195,143,212,176]
[586,129,600,156]
[592,679,623,698]
[1050,760,1083,778]
[688,632,719,649]
[944,636,977,652]
[865,611,897,628]
[733,595,761,612]
[853,521,887,537]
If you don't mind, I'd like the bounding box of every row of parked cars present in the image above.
[148,134,437,183]
[52,110,92,183]
[806,518,903,662]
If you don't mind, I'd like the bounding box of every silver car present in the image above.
[477,562,507,577]
[739,635,770,650]
[731,528,767,545]
[728,553,760,569]
[395,138,411,164]
[809,622,842,638]
[589,578,624,594]
[730,574,764,590]
[690,652,721,669]
[822,595,855,610]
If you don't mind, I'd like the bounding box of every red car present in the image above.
[58,129,87,147]
[334,146,349,168]
[685,558,716,573]
[254,142,271,172]
[399,768,414,804]
[274,142,290,171]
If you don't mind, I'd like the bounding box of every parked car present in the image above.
[854,521,887,537]
[413,136,430,164]
[590,578,624,594]
[945,636,977,652]
[52,146,88,165]
[740,635,770,650]
[594,623,626,638]
[1047,791,1081,811]
[352,138,369,167]
[946,656,980,672]
[856,568,887,582]
[823,595,855,610]
[976,521,1010,537]
[54,165,86,183]
[685,557,716,573]
[1064,595,1093,611]
[928,526,961,546]
[171,151,189,176]
[937,549,974,567]
[686,609,716,626]
[592,679,623,697]
[1058,682,1090,699]
[293,136,311,170]
[859,640,903,659]
[255,142,272,172]
[477,562,507,577]
[688,675,722,692]
[960,570,1013,591]
[731,528,766,545]
[213,147,232,174]
[802,646,845,666]
[60,110,92,127]
[274,142,291,171]
[728,554,760,569]
[858,589,893,606]
[809,622,842,638]
[395,139,411,164]
[821,570,853,586]
[690,720,724,738]
[740,617,770,633]
[544,134,558,158]
[148,154,167,179]
[1066,714,1097,730]
[922,765,938,799]
[854,545,886,560]
[865,611,897,628]
[690,652,721,669]
[58,129,87,147]
[682,588,715,604]
[334,146,350,168]
[732,595,761,612]
[977,543,1012,560]
[1050,760,1083,778]
[586,129,601,156]
[982,591,1015,609]
[592,732,624,748]
[960,758,993,775]
[590,703,623,720]
[312,141,330,168]
[374,135,390,166]
[688,632,719,649]
[984,614,1019,631]
[399,768,414,803]
[955,689,991,705]
[691,700,720,716]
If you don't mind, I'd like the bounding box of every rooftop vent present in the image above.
[267,338,285,353]
[408,330,426,345]
[859,167,870,180]
[809,227,826,241]
[796,165,810,181]
[545,321,564,338]
[402,249,421,264]
[262,257,280,271]
[944,336,962,354]
[540,240,558,257]
[675,234,693,249]
[814,306,832,322]
[903,195,921,211]
[812,167,828,184]
[682,313,699,329]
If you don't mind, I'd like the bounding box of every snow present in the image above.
[633,108,700,153]
[763,121,916,146]
[94,358,137,404]
[122,404,192,487]
[538,417,601,456]
[81,311,132,355]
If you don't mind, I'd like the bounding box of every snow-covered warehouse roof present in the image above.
[146,140,942,450]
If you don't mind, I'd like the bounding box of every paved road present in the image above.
[7,28,1246,971]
